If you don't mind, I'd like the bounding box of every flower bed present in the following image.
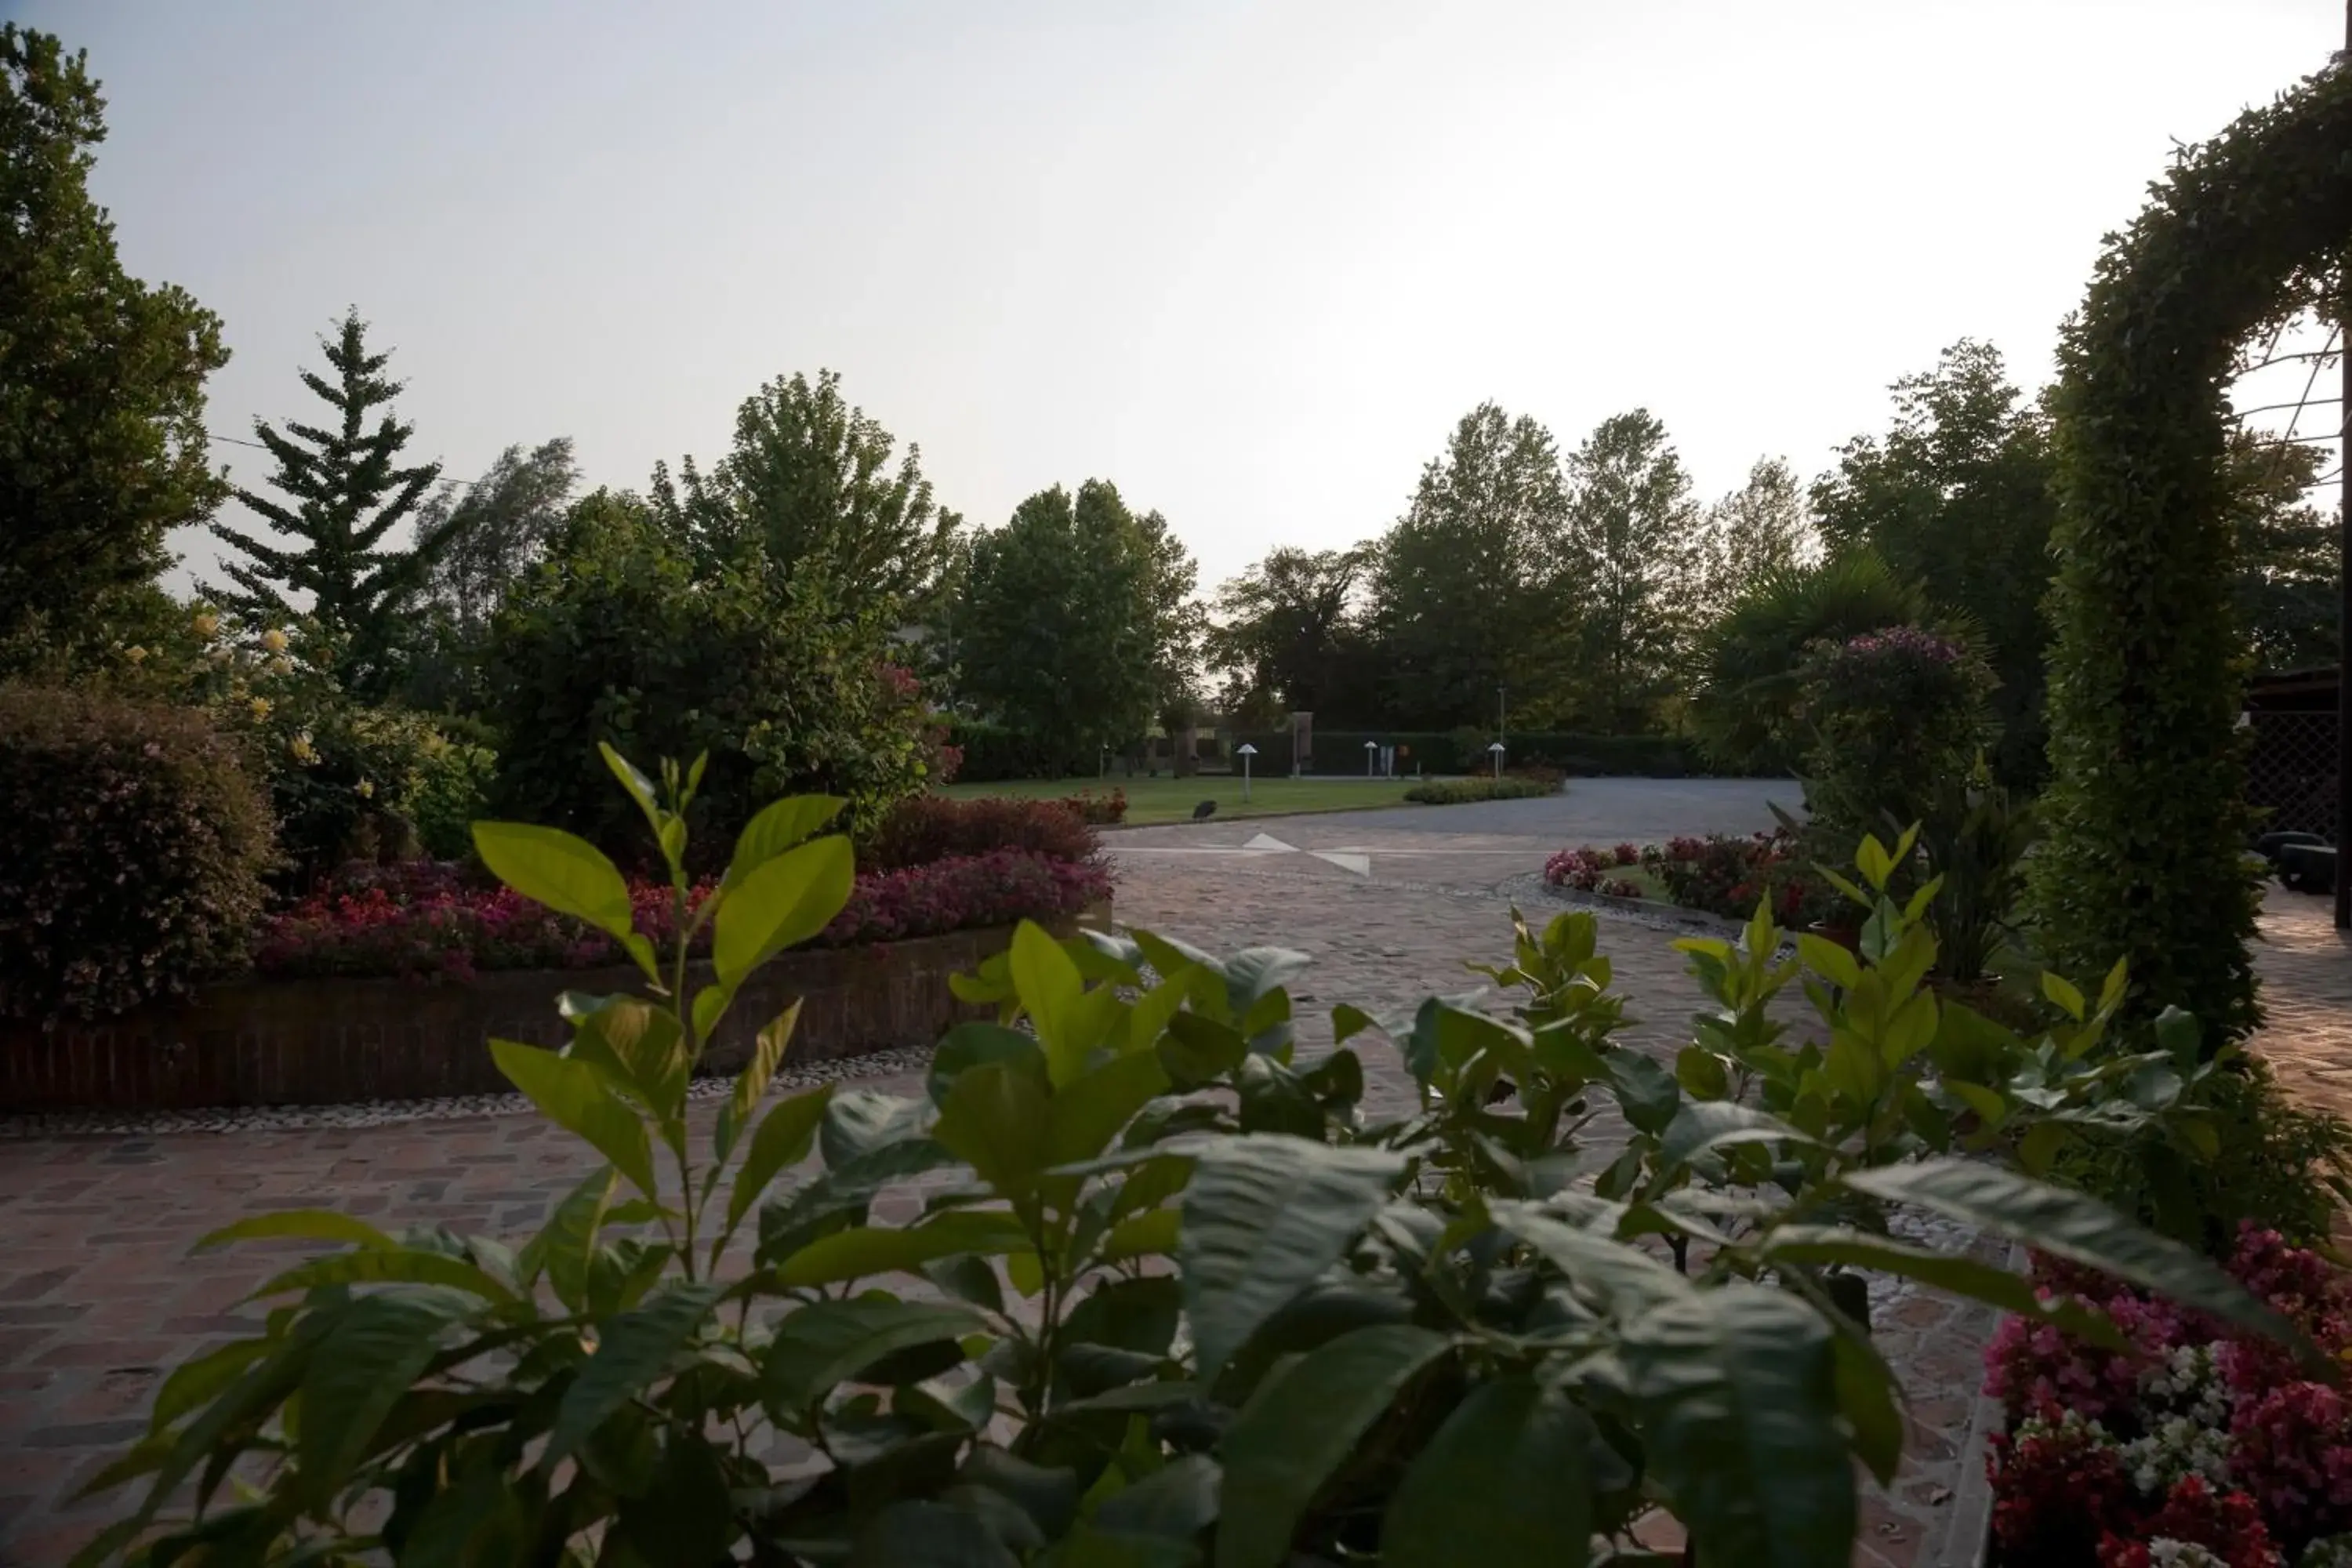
[252,849,1113,982]
[1983,1225,2352,1566]
[1544,827,1832,924]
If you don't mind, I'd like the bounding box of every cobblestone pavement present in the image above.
[0,794,2089,1564]
[2251,885,2352,1128]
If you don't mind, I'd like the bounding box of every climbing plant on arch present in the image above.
[2032,64,2352,1039]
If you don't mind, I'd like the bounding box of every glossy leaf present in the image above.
[928,1022,1046,1109]
[727,794,847,887]
[775,1211,1032,1287]
[491,1038,659,1200]
[193,1210,395,1254]
[1181,1137,1406,1377]
[1488,1201,1692,1313]
[762,1298,985,1415]
[713,835,855,987]
[1380,1375,1595,1568]
[1842,1160,2318,1365]
[724,1084,835,1240]
[471,822,634,941]
[717,1000,802,1167]
[934,1059,1054,1196]
[547,1280,724,1465]
[294,1288,474,1503]
[1214,1323,1451,1568]
[1011,920,1091,1084]
[1047,1049,1173,1168]
[1618,1284,1852,1568]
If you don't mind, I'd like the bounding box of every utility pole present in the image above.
[2339,0,2351,930]
[1497,684,1508,748]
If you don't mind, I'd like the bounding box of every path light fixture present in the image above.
[1364,740,1378,778]
[1236,742,1258,803]
[1488,740,1506,780]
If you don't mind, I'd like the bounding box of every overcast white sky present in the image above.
[24,0,2343,596]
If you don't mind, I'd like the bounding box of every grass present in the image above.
[939,774,1428,826]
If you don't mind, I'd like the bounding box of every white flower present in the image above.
[268,654,294,676]
[2146,1543,2227,1567]
[260,627,289,654]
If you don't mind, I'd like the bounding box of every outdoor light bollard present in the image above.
[1236,742,1258,803]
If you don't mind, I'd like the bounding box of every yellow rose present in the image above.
[261,628,289,654]
[268,655,294,676]
[249,696,273,721]
[289,732,318,764]
[355,779,375,799]
[124,645,149,665]
[191,612,219,641]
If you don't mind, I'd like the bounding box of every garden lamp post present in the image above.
[1364,740,1378,778]
[1488,740,1506,780]
[1236,742,1258,803]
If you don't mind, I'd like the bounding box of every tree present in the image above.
[1370,404,1573,729]
[1697,456,1815,614]
[1135,506,1204,732]
[949,480,1181,764]
[419,437,580,635]
[1206,546,1373,716]
[209,310,450,697]
[2223,430,2339,673]
[1812,340,2059,786]
[1560,408,1704,731]
[0,26,229,666]
[651,369,960,615]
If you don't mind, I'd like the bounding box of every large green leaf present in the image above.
[728,794,847,887]
[724,1083,834,1240]
[1214,1323,1451,1568]
[471,822,634,939]
[1181,1137,1406,1378]
[1657,1101,1820,1175]
[928,1022,1047,1108]
[1842,1160,2318,1363]
[1380,1376,1595,1568]
[716,1000,801,1165]
[492,1038,659,1200]
[1094,1453,1221,1539]
[934,1059,1054,1197]
[294,1288,474,1504]
[1762,1225,2118,1346]
[822,1088,932,1167]
[713,835,855,987]
[547,1280,724,1465]
[246,1247,520,1306]
[1486,1201,1692,1314]
[775,1211,1032,1287]
[761,1298,985,1416]
[1011,921,1090,1085]
[850,1501,1018,1568]
[561,992,689,1123]
[193,1209,395,1254]
[1617,1284,1853,1568]
[1048,1050,1174,1168]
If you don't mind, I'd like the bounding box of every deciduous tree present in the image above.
[0,26,229,666]
[1206,546,1372,716]
[1560,408,1704,731]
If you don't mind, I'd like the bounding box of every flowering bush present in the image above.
[1059,786,1127,825]
[1543,827,1835,926]
[1798,623,1994,845]
[252,848,1112,982]
[1984,1225,2352,1565]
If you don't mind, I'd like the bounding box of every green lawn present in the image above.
[939,774,1425,826]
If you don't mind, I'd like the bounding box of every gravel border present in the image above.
[0,1043,937,1140]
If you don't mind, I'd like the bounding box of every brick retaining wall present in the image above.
[0,908,1104,1113]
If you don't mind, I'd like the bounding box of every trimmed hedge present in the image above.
[0,687,276,1024]
[858,793,1103,870]
[942,717,1086,783]
[2031,65,2352,1038]
[1242,729,1711,778]
[1403,776,1560,805]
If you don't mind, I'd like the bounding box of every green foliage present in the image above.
[1369,402,1577,730]
[1560,408,1707,732]
[89,760,2317,1566]
[1797,626,1994,851]
[0,684,272,1023]
[649,368,960,615]
[1402,775,1559,804]
[405,735,497,862]
[0,26,230,666]
[945,716,1083,783]
[949,479,1197,758]
[209,310,454,699]
[1906,771,2036,985]
[2060,1052,2352,1254]
[485,491,936,861]
[2223,428,2341,674]
[1689,550,1926,775]
[2031,68,2352,1038]
[1693,456,1818,615]
[1206,546,1378,719]
[1813,340,2059,789]
[400,437,581,713]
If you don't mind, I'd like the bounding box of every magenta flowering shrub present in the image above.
[252,849,1113,982]
[1543,828,1834,926]
[1984,1225,2352,1566]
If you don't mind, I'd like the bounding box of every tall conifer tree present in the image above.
[211,310,448,694]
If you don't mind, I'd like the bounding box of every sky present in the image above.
[26,0,2346,598]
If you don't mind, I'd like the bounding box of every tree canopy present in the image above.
[1206,546,1373,717]
[1561,408,1704,732]
[0,25,229,666]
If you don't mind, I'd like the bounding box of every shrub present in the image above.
[405,735,497,862]
[1909,771,2036,984]
[1061,786,1127,824]
[860,792,1102,870]
[1402,775,1558,804]
[1544,828,1835,927]
[1797,625,1994,846]
[252,848,1111,981]
[90,782,2308,1566]
[0,686,274,1023]
[483,495,937,862]
[942,717,1080,782]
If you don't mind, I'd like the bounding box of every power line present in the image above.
[208,430,480,487]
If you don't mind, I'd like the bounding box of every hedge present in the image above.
[2031,63,2352,1038]
[942,718,1085,783]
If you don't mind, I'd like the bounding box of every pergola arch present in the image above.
[2032,64,2352,1038]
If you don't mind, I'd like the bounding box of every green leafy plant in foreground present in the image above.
[78,757,2328,1568]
